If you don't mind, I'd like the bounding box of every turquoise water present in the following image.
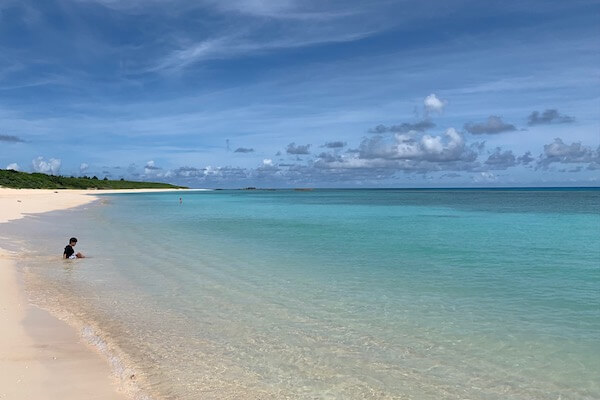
[8,189,600,399]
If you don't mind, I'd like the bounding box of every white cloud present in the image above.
[32,156,61,175]
[263,158,273,166]
[537,138,600,170]
[421,134,444,154]
[144,160,162,175]
[148,1,381,73]
[472,171,497,183]
[5,163,20,171]
[210,0,297,18]
[390,128,467,162]
[412,127,466,161]
[154,29,373,72]
[203,165,221,176]
[80,162,89,172]
[424,93,446,114]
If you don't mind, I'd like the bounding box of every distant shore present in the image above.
[0,188,197,399]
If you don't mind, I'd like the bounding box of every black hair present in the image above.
[69,237,78,244]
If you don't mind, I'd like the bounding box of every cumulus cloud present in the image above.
[472,171,497,183]
[484,147,517,170]
[202,166,221,177]
[234,147,254,153]
[424,94,446,114]
[32,156,61,175]
[144,160,162,174]
[106,131,595,187]
[322,141,346,148]
[470,141,486,153]
[312,127,480,175]
[464,116,516,135]
[361,128,472,163]
[168,165,249,182]
[286,142,311,155]
[316,152,343,163]
[169,166,203,177]
[80,163,89,173]
[5,163,20,171]
[144,134,595,187]
[537,138,599,169]
[145,160,160,169]
[252,158,280,177]
[369,120,435,134]
[517,151,534,165]
[527,109,574,126]
[0,134,25,143]
[164,165,248,182]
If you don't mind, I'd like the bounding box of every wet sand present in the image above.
[0,188,192,399]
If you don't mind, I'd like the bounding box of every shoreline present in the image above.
[0,188,196,399]
[0,188,203,223]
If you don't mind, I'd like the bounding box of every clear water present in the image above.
[4,189,600,399]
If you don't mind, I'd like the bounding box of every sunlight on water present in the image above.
[7,189,600,399]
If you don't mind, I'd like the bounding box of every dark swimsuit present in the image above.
[64,245,75,258]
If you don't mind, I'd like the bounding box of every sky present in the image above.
[0,0,599,188]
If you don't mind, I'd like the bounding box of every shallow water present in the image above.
[4,189,600,399]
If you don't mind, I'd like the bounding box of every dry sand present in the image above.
[0,188,196,223]
[0,188,191,399]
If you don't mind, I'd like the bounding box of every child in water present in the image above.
[63,237,85,259]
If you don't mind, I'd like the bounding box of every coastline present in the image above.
[0,188,193,400]
[0,188,201,224]
[2,188,597,398]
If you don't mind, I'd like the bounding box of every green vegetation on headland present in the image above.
[0,169,186,189]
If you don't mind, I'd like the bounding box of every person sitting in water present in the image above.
[63,237,85,259]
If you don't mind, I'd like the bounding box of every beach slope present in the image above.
[0,188,190,399]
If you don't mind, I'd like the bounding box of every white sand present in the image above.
[0,188,192,399]
[0,188,196,223]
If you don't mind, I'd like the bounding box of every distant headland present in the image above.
[0,169,186,190]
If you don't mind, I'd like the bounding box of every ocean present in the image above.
[6,189,600,399]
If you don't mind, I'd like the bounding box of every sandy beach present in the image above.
[0,188,189,400]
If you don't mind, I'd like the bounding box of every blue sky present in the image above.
[0,0,598,187]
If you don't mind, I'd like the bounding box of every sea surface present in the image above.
[5,189,600,399]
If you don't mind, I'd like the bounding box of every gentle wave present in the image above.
[7,189,600,399]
